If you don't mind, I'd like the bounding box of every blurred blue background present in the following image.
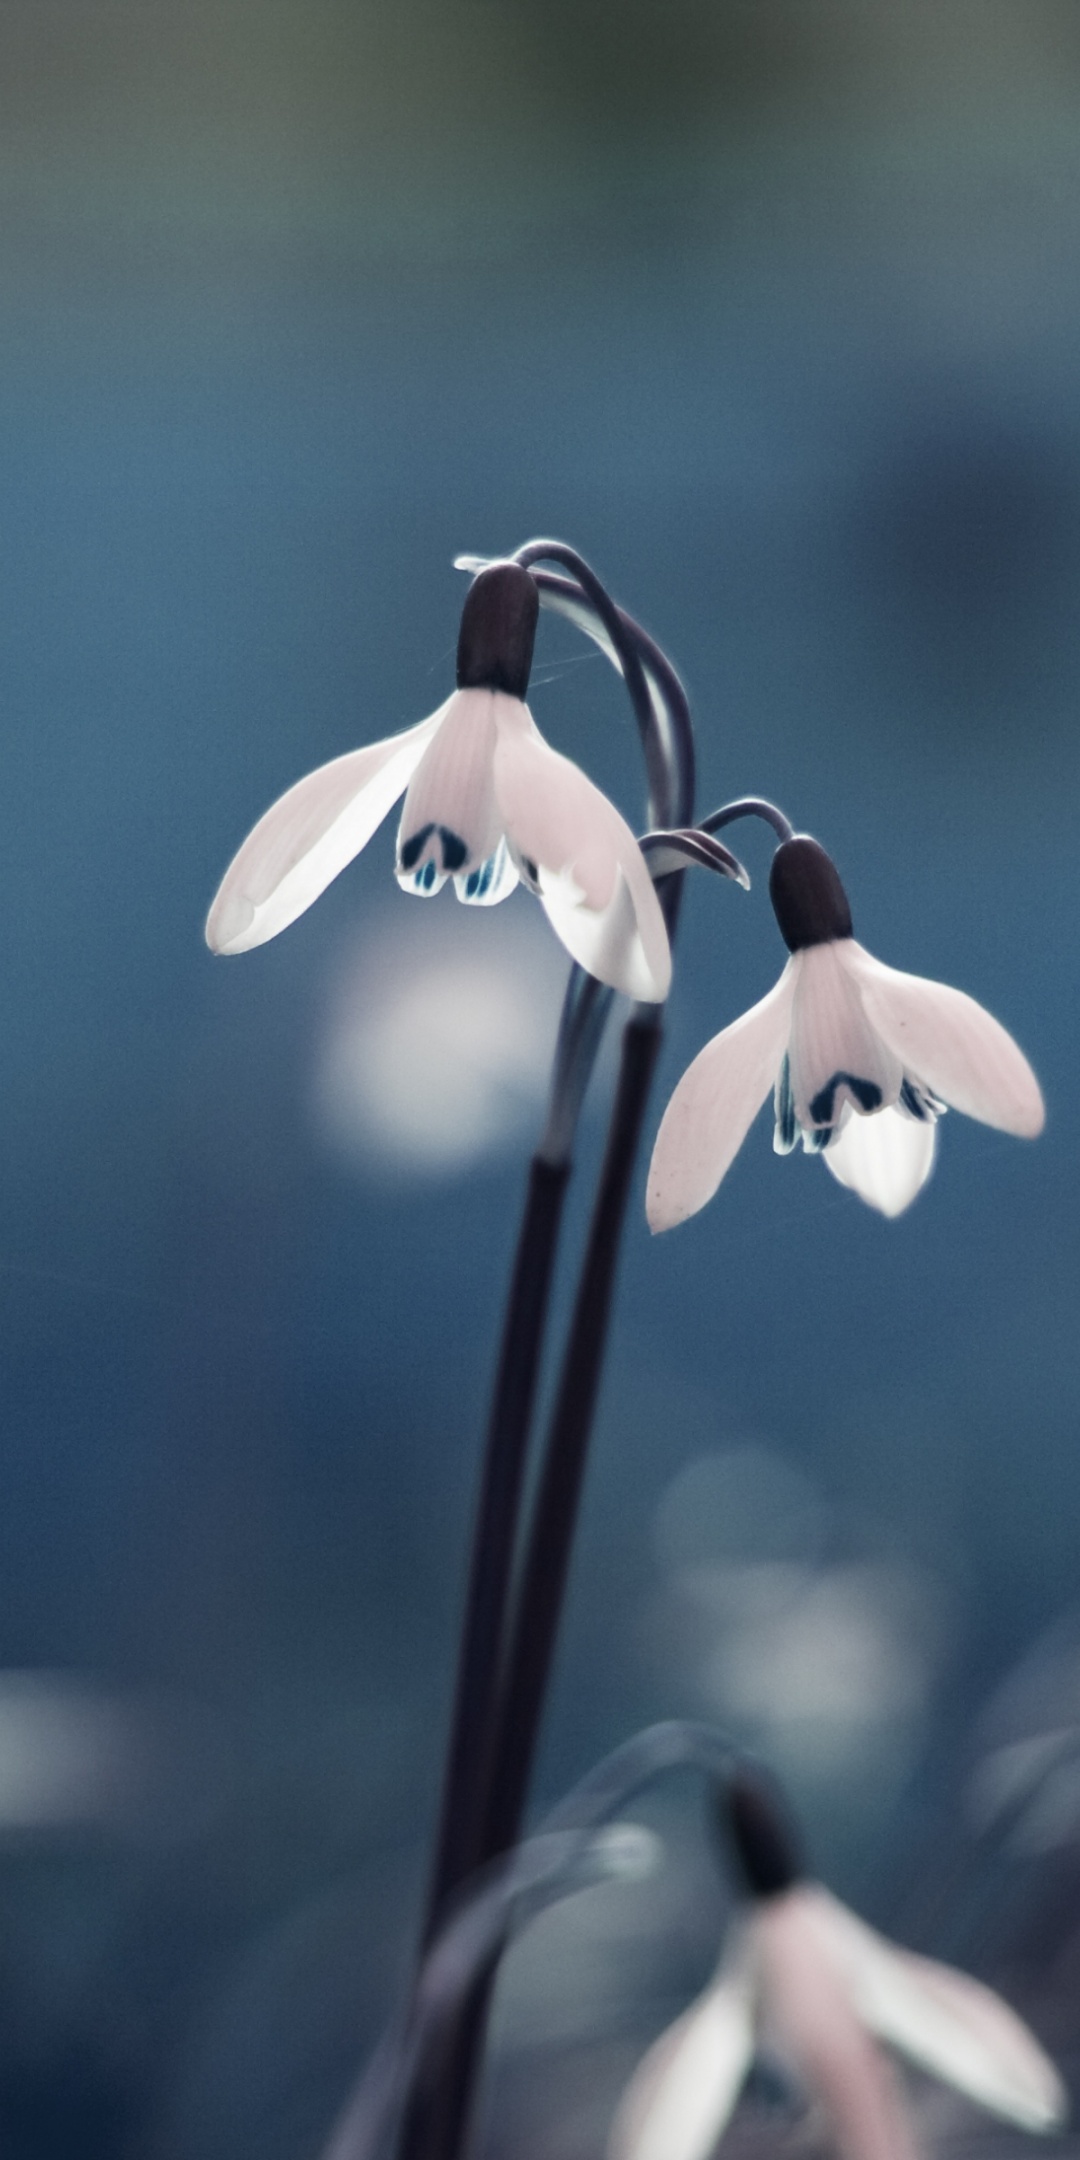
[0,3,1079,2153]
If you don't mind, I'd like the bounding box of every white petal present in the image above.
[788,942,904,1132]
[396,690,506,897]
[823,1105,937,1217]
[206,709,444,954]
[849,947,1045,1138]
[755,1892,920,2160]
[646,968,796,1231]
[492,702,671,1000]
[608,1957,756,2160]
[812,1889,1067,2133]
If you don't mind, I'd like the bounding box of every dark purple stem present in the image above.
[406,1001,670,2160]
[418,1153,570,1938]
[481,1015,664,1859]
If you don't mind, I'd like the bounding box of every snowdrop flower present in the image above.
[609,1771,1067,2160]
[206,562,671,1001]
[648,834,1043,1222]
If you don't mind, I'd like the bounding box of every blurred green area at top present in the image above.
[4,0,1080,270]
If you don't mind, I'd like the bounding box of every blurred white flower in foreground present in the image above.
[610,1774,1066,2160]
[314,910,569,1175]
[206,561,670,1001]
[648,835,1042,1223]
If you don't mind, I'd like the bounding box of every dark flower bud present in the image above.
[456,562,539,700]
[718,1770,804,1900]
[769,836,853,952]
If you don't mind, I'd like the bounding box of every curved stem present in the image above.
[518,557,695,830]
[701,795,794,844]
[512,542,662,820]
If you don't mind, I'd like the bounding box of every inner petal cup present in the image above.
[823,1105,937,1217]
[396,690,511,898]
[786,943,903,1133]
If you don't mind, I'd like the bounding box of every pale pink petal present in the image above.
[849,947,1045,1137]
[396,690,510,898]
[646,968,796,1231]
[823,1105,937,1217]
[608,1957,756,2160]
[755,1891,920,2160]
[206,709,443,954]
[787,942,904,1132]
[812,1890,1067,2133]
[492,701,671,1000]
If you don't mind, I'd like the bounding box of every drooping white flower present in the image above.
[648,835,1043,1223]
[205,562,671,1002]
[610,1773,1067,2160]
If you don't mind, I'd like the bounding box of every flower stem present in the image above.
[512,543,671,824]
[417,1152,570,1938]
[513,548,695,831]
[399,1006,667,2160]
[481,1011,664,1861]
[701,795,794,843]
[416,970,611,1946]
